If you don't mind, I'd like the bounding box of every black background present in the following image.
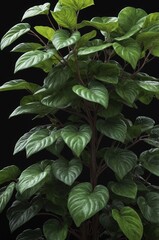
[1,1,159,239]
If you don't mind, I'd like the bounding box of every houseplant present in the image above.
[1,0,159,239]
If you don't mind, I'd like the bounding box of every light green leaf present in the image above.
[112,206,143,240]
[22,3,50,20]
[43,219,68,240]
[0,23,30,50]
[53,29,80,50]
[52,158,82,185]
[7,198,43,232]
[139,148,159,176]
[137,192,159,223]
[72,82,109,109]
[51,6,77,30]
[113,39,141,69]
[0,182,15,213]
[117,6,147,32]
[104,148,137,179]
[109,179,137,199]
[0,165,20,185]
[16,228,43,240]
[96,117,127,143]
[14,49,56,73]
[26,128,60,157]
[67,182,109,227]
[34,26,55,41]
[16,162,51,198]
[61,124,92,157]
[59,0,94,11]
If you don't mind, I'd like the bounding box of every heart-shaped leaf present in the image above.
[67,182,109,227]
[43,219,68,240]
[112,206,143,240]
[72,82,109,109]
[61,124,92,157]
[52,158,83,185]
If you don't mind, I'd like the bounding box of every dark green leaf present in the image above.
[43,219,68,240]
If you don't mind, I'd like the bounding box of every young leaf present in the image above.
[67,182,109,227]
[112,206,143,240]
[59,0,94,11]
[61,124,92,157]
[34,26,55,41]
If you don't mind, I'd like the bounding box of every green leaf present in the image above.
[34,26,55,41]
[59,0,94,11]
[51,6,77,30]
[134,116,155,132]
[52,158,82,185]
[61,124,92,157]
[14,49,56,73]
[72,82,109,109]
[16,228,43,240]
[137,80,159,93]
[43,219,68,240]
[109,179,137,199]
[0,165,20,185]
[11,42,43,52]
[26,128,60,157]
[22,3,50,20]
[117,6,147,32]
[137,192,159,223]
[115,80,139,104]
[0,23,30,50]
[16,162,51,199]
[78,43,112,55]
[96,117,127,143]
[94,62,120,84]
[67,182,109,227]
[139,148,159,176]
[52,29,80,50]
[112,206,143,240]
[113,39,141,69]
[7,198,43,232]
[0,182,15,213]
[104,148,137,179]
[0,79,39,93]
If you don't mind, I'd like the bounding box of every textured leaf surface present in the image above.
[52,158,82,185]
[137,192,159,223]
[0,165,20,185]
[72,82,109,108]
[0,182,15,213]
[22,3,50,20]
[16,228,43,240]
[67,182,109,226]
[0,23,30,50]
[59,0,94,10]
[104,148,137,179]
[61,124,92,157]
[112,206,143,240]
